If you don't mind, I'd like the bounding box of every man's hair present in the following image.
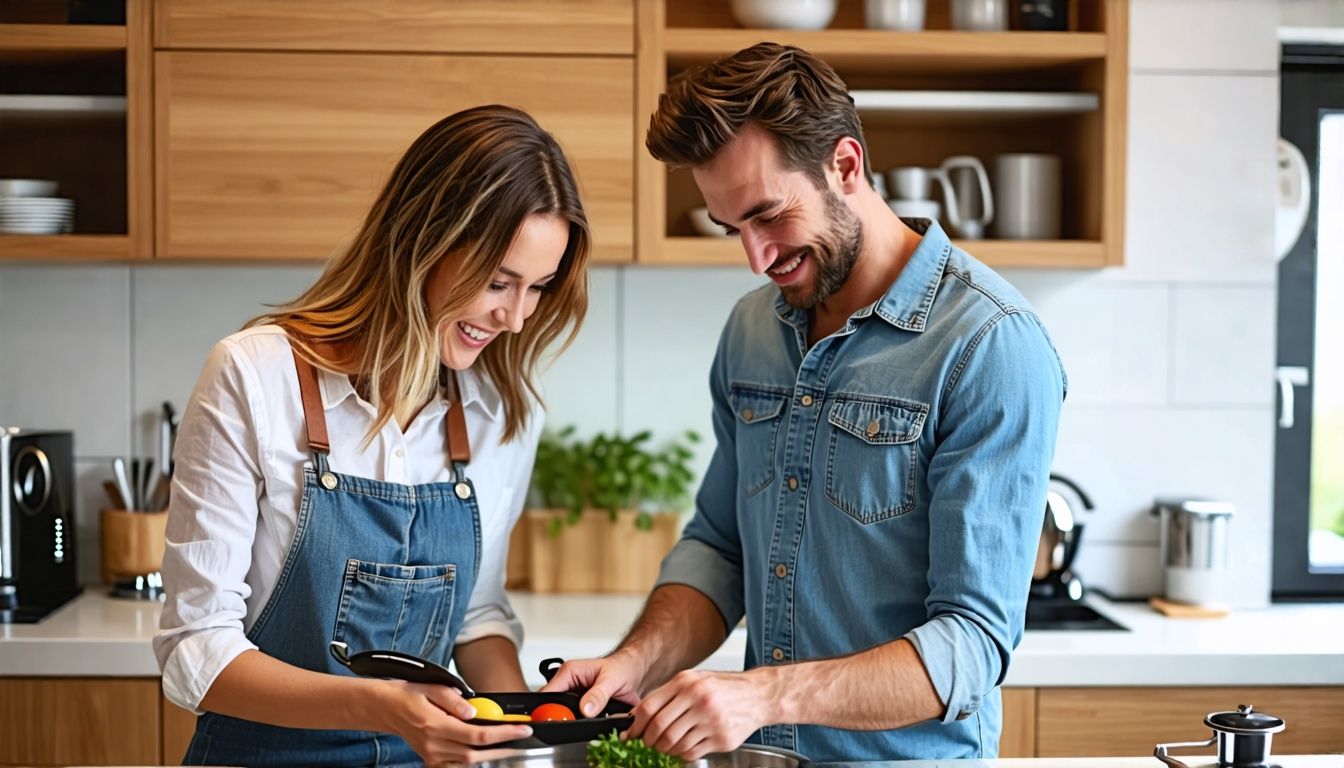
[646,42,871,188]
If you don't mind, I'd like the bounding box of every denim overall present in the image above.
[184,349,481,767]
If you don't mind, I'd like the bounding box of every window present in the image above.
[1273,44,1344,599]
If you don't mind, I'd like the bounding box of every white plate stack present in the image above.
[0,179,74,235]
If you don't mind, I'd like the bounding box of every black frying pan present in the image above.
[329,641,632,747]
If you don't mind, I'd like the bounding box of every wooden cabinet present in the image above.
[635,0,1128,268]
[1000,687,1037,758]
[156,51,633,262]
[1036,686,1344,758]
[0,2,152,262]
[153,0,634,55]
[0,678,160,766]
[161,693,197,766]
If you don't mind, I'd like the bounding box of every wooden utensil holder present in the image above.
[100,508,168,584]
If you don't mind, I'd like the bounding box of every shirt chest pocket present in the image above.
[824,396,928,524]
[729,384,790,497]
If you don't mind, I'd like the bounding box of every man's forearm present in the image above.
[615,584,729,692]
[453,634,526,692]
[752,638,944,730]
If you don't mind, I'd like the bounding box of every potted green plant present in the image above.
[516,426,699,593]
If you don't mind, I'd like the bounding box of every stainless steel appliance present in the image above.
[1,428,81,623]
[1155,704,1286,768]
[1153,498,1236,609]
[1031,473,1092,602]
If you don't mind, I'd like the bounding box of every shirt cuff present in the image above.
[904,613,1000,725]
[455,616,525,651]
[157,628,257,715]
[655,537,745,632]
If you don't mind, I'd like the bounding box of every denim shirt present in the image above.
[656,220,1066,762]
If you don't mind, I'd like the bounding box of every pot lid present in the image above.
[1204,704,1285,735]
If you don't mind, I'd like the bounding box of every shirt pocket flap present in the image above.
[828,398,926,445]
[729,385,788,424]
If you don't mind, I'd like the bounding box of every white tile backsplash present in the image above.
[0,266,131,458]
[1123,73,1279,283]
[1170,284,1278,406]
[1130,0,1279,73]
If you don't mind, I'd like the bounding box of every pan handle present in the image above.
[539,657,565,683]
[1154,734,1215,768]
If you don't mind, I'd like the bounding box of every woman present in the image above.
[154,105,590,766]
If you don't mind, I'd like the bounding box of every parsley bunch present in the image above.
[586,730,683,768]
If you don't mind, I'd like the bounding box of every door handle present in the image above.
[1274,366,1310,429]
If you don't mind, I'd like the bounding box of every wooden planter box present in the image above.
[511,508,680,594]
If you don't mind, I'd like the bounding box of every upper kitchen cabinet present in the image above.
[153,0,635,56]
[0,0,152,261]
[636,0,1128,268]
[156,52,633,262]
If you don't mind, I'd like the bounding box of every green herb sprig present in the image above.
[586,729,683,768]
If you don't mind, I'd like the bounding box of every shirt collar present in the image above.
[772,217,951,334]
[316,365,504,422]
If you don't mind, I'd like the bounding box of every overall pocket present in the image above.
[332,560,456,661]
[729,383,790,497]
[824,396,928,524]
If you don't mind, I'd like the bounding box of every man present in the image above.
[543,42,1066,762]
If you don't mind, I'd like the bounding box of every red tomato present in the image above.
[530,702,577,722]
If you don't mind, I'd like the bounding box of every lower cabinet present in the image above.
[1,680,1340,763]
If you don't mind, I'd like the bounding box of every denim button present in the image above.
[455,482,472,500]
[320,472,338,490]
[771,648,785,661]
[774,563,787,578]
[787,477,798,490]
[800,395,814,407]
[866,420,880,438]
[742,407,754,421]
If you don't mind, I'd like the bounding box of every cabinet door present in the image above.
[154,0,634,55]
[1038,686,1344,757]
[157,52,633,262]
[0,678,160,765]
[161,691,197,765]
[1000,687,1037,757]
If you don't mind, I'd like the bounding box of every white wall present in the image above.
[0,0,1285,605]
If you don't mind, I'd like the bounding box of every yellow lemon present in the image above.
[465,696,504,720]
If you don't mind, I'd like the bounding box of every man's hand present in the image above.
[624,668,780,761]
[539,649,648,718]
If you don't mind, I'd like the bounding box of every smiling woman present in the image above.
[153,105,594,767]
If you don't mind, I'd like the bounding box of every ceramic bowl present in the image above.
[689,206,732,238]
[730,0,837,30]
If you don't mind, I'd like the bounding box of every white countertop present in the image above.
[3,589,1343,688]
[811,759,1344,767]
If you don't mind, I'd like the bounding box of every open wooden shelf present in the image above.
[658,236,1106,269]
[0,234,128,261]
[0,23,126,52]
[665,29,1106,73]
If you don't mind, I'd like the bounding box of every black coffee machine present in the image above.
[1,428,81,623]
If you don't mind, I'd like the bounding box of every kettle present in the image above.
[1030,473,1093,602]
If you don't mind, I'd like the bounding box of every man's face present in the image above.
[693,124,862,309]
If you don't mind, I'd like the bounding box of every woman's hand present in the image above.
[374,679,532,765]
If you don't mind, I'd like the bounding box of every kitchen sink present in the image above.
[1025,599,1127,631]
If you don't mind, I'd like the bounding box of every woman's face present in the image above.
[430,213,569,371]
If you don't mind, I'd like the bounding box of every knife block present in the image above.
[100,508,168,587]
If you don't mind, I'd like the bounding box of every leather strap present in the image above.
[291,346,331,454]
[445,372,471,465]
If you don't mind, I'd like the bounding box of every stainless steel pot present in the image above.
[471,741,809,767]
[1154,704,1285,768]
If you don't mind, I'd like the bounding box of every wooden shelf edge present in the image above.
[647,237,1108,269]
[0,234,131,261]
[664,29,1107,69]
[0,23,127,51]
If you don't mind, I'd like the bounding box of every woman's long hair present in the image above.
[249,105,590,444]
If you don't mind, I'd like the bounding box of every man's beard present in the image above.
[779,188,863,310]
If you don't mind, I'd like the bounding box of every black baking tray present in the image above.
[330,642,631,748]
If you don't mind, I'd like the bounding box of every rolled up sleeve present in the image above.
[905,310,1065,724]
[656,328,746,630]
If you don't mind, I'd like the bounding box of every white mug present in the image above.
[888,198,941,223]
[864,0,925,30]
[993,154,1061,240]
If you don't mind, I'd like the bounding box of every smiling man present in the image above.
[543,43,1067,762]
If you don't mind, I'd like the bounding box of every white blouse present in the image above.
[154,325,539,713]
